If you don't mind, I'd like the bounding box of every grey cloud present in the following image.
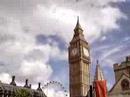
[0,33,15,44]
[24,49,45,61]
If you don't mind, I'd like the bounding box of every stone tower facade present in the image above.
[109,56,130,97]
[114,56,130,82]
[68,18,91,97]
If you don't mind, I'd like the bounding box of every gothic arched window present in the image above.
[121,79,129,90]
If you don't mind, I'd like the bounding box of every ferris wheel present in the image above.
[42,81,68,97]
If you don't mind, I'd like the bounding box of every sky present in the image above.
[0,0,130,97]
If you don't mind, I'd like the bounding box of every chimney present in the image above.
[24,79,29,88]
[29,84,31,89]
[10,76,16,86]
[37,82,42,91]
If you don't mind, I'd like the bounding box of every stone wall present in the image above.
[109,94,130,97]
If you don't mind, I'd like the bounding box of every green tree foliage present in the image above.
[15,89,31,97]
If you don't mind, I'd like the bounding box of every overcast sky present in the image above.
[0,0,130,97]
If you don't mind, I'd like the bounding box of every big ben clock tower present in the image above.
[68,17,91,97]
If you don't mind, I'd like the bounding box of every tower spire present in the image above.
[74,16,83,32]
[77,16,79,25]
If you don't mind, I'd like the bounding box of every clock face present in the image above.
[83,47,89,57]
[71,48,78,56]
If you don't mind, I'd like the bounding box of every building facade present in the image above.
[68,18,91,97]
[109,56,130,97]
[0,76,46,97]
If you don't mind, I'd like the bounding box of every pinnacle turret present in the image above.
[94,61,105,81]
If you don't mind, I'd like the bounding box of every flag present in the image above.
[95,80,107,97]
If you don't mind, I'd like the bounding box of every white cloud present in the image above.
[28,0,126,43]
[0,0,128,92]
[0,73,11,83]
[101,47,122,60]
[43,88,69,97]
[37,5,78,25]
[100,36,107,41]
[0,14,67,85]
[19,60,52,81]
[0,0,125,44]
[100,6,126,31]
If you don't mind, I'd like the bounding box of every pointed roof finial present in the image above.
[10,75,16,86]
[94,64,105,81]
[74,16,83,32]
[37,82,42,91]
[24,79,29,88]
[97,60,99,65]
[77,16,79,24]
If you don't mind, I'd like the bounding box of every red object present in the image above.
[95,80,107,97]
